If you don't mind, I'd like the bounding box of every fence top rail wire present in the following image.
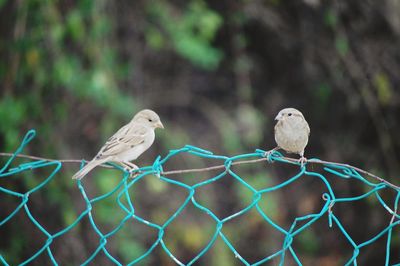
[0,129,399,266]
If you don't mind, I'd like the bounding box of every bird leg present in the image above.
[118,161,140,178]
[118,162,132,172]
[124,161,141,178]
[298,151,307,167]
[124,161,139,170]
[264,147,280,162]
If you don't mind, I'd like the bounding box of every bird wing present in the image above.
[95,123,149,159]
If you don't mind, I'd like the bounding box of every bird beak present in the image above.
[156,121,164,129]
[275,114,281,121]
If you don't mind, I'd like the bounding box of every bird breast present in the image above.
[275,118,309,154]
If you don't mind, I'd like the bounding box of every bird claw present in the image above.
[121,163,140,179]
[264,151,274,163]
[128,165,140,179]
[298,156,307,167]
[264,148,279,163]
[129,171,140,179]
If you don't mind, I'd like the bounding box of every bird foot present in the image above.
[121,162,140,178]
[264,147,279,163]
[129,172,140,179]
[128,164,140,179]
[264,151,274,163]
[298,156,307,167]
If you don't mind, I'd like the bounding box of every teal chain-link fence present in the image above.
[1,130,399,265]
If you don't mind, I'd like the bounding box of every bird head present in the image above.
[275,108,305,121]
[133,109,164,129]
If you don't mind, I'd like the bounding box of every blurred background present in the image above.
[1,0,400,265]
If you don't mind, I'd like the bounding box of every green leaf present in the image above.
[335,36,349,56]
[296,229,319,254]
[66,10,85,41]
[324,9,337,28]
[145,0,224,70]
[118,238,146,262]
[146,27,165,50]
[314,83,332,111]
[146,175,167,193]
[373,73,392,105]
[0,0,7,9]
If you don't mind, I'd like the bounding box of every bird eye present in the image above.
[288,113,292,116]
[148,119,153,122]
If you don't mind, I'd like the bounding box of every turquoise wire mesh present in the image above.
[1,130,399,266]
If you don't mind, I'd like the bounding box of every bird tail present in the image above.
[72,158,107,180]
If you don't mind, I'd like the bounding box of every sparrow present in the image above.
[72,109,164,180]
[267,108,310,165]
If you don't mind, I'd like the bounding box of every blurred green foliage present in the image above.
[324,9,338,28]
[0,96,27,149]
[146,0,223,70]
[373,73,392,105]
[0,0,134,153]
[335,36,349,56]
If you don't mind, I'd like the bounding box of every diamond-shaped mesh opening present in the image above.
[221,208,286,264]
[126,173,191,225]
[1,207,48,265]
[105,215,161,264]
[162,202,217,264]
[290,215,355,265]
[194,171,256,220]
